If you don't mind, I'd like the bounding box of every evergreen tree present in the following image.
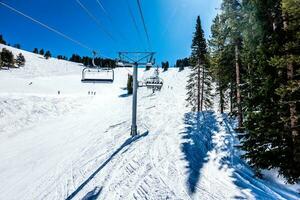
[221,0,244,128]
[0,48,14,68]
[162,61,169,71]
[186,16,212,112]
[239,0,300,182]
[127,74,133,94]
[16,53,25,67]
[39,49,44,55]
[0,50,2,68]
[69,54,82,63]
[0,35,6,45]
[145,63,151,70]
[208,0,300,182]
[44,51,51,59]
[33,48,39,54]
[14,44,21,49]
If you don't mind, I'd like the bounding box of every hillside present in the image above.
[0,45,299,200]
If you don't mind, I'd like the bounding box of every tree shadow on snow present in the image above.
[220,114,300,200]
[65,131,149,200]
[180,111,219,194]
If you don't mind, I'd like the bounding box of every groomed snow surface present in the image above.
[0,44,299,200]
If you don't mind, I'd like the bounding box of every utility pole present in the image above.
[117,52,155,137]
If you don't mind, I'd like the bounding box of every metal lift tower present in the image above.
[117,52,155,136]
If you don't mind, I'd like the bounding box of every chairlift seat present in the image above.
[81,67,114,82]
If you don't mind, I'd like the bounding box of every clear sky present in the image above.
[0,0,221,65]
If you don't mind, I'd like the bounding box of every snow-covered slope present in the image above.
[0,45,299,200]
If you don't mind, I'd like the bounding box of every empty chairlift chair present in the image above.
[81,51,114,83]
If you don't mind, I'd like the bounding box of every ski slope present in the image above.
[0,44,299,200]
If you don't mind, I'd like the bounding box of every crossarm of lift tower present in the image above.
[117,52,156,66]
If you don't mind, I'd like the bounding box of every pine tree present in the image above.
[162,61,169,71]
[33,48,39,54]
[210,15,227,113]
[69,54,82,63]
[16,53,25,67]
[0,35,6,45]
[39,49,44,55]
[186,16,212,112]
[127,74,133,94]
[0,48,14,68]
[221,0,244,128]
[238,0,300,183]
[145,63,151,70]
[44,51,51,59]
[0,50,2,68]
[14,44,21,49]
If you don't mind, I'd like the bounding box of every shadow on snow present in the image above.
[65,131,149,200]
[180,111,219,194]
[221,114,300,200]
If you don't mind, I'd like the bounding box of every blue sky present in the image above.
[0,0,221,65]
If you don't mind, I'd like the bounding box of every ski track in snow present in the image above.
[0,44,300,200]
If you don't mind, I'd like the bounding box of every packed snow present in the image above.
[0,44,299,200]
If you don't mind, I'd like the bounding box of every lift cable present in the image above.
[0,1,93,52]
[95,0,113,23]
[0,1,115,60]
[136,0,151,50]
[125,0,144,51]
[94,0,127,46]
[76,0,116,42]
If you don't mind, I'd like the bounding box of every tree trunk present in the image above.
[197,62,201,112]
[283,13,299,162]
[235,44,243,128]
[230,81,233,114]
[220,85,224,114]
[200,65,205,112]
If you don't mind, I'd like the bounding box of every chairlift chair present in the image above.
[81,51,114,83]
[145,68,163,91]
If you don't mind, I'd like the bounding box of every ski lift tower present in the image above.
[117,52,156,136]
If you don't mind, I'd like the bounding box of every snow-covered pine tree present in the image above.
[0,48,14,68]
[186,16,212,112]
[16,53,25,67]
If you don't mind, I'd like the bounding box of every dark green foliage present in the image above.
[44,51,51,59]
[33,48,39,54]
[186,16,212,112]
[127,74,133,94]
[16,53,26,67]
[82,56,92,66]
[162,61,169,71]
[0,48,14,67]
[210,0,300,182]
[14,44,21,49]
[0,35,6,45]
[57,55,68,60]
[145,64,151,70]
[176,57,189,71]
[0,51,2,68]
[69,54,82,63]
[209,15,235,113]
[39,49,44,55]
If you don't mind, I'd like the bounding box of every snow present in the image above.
[0,44,299,199]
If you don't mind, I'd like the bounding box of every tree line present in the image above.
[187,0,299,183]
